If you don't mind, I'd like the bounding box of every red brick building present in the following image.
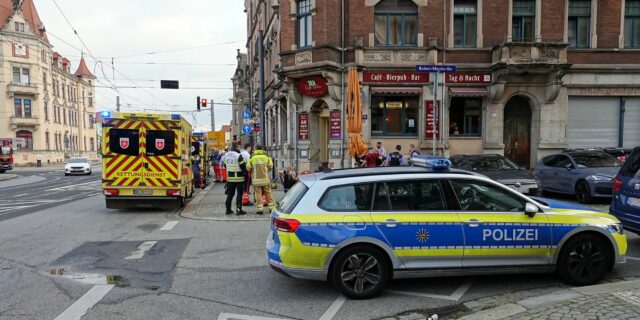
[249,0,640,171]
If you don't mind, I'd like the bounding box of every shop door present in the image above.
[568,97,619,148]
[503,96,532,169]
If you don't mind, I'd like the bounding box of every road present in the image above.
[0,167,638,320]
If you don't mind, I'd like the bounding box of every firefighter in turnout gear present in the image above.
[246,145,274,215]
[222,142,247,215]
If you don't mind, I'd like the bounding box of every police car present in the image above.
[266,156,628,299]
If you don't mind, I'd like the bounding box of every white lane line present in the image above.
[318,295,347,320]
[160,221,179,231]
[627,256,640,261]
[12,193,28,197]
[217,313,291,320]
[449,280,473,301]
[54,284,114,320]
[388,280,473,301]
[124,241,157,260]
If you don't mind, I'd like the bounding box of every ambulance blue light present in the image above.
[171,114,180,120]
[100,111,110,118]
[411,154,451,170]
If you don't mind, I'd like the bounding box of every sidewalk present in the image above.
[0,174,17,181]
[383,277,640,320]
[181,181,284,221]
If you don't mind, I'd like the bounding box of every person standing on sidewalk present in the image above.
[240,143,253,205]
[246,145,274,215]
[384,145,406,167]
[222,142,246,215]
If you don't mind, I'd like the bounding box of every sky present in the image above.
[35,0,247,132]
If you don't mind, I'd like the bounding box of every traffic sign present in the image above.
[242,108,252,120]
[242,124,253,135]
[416,65,457,73]
[243,119,254,125]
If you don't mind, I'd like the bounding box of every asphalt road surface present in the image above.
[0,168,638,320]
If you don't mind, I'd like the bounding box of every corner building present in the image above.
[273,0,640,171]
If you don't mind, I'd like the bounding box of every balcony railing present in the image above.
[7,82,40,98]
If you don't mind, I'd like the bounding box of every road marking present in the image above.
[318,295,347,320]
[160,221,179,231]
[388,280,473,301]
[13,193,28,197]
[54,284,114,320]
[217,314,292,320]
[124,241,157,260]
[627,256,640,261]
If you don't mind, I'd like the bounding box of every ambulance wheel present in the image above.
[178,196,186,208]
[330,245,389,299]
[557,234,612,286]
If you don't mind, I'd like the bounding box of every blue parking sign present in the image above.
[242,124,253,135]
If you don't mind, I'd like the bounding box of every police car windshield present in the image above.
[277,182,307,214]
[68,158,88,163]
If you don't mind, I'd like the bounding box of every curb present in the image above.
[456,279,640,319]
[0,174,18,182]
[179,183,270,222]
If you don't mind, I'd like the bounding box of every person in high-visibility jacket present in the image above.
[221,143,247,215]
[246,145,274,214]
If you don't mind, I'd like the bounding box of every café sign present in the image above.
[297,75,329,97]
[363,71,429,83]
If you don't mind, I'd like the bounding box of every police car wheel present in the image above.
[557,234,611,286]
[331,245,389,299]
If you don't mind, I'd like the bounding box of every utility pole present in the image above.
[116,96,121,112]
[210,100,215,131]
[258,30,266,147]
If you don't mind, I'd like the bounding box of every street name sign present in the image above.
[416,65,457,73]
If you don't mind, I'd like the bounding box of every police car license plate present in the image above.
[133,189,153,196]
[628,197,640,208]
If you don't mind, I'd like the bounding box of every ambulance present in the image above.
[98,111,194,209]
[191,132,210,188]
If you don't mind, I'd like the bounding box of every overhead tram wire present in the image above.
[113,40,243,59]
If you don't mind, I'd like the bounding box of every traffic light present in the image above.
[197,96,201,111]
[201,98,208,109]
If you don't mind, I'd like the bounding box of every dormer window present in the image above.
[14,22,24,32]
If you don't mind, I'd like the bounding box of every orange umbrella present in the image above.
[346,68,368,158]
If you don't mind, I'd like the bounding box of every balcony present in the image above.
[492,42,570,72]
[7,83,40,98]
[10,116,40,130]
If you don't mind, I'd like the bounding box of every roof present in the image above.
[73,57,95,78]
[309,166,478,181]
[221,125,232,132]
[0,0,49,43]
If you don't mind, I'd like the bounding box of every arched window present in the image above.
[374,0,418,47]
[16,130,33,150]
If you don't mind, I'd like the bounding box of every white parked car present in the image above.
[65,157,92,176]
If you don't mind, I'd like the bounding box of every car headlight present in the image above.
[609,223,624,235]
[586,175,612,181]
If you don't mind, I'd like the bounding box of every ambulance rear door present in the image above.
[103,119,144,189]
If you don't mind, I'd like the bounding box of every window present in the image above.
[109,129,140,156]
[43,72,47,91]
[146,130,176,156]
[278,182,308,213]
[45,132,50,150]
[44,102,48,121]
[88,97,93,107]
[371,96,418,136]
[572,153,621,168]
[63,108,67,125]
[296,0,313,48]
[14,22,24,32]
[23,99,31,118]
[512,0,535,42]
[90,138,95,152]
[14,98,22,117]
[13,98,31,118]
[385,180,447,211]
[12,67,29,85]
[453,0,477,48]
[449,97,481,136]
[319,184,373,211]
[15,130,33,150]
[374,0,418,46]
[625,0,640,48]
[568,0,591,48]
[449,180,525,212]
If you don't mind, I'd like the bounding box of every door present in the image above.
[534,155,557,192]
[568,97,619,148]
[553,155,578,194]
[103,123,143,189]
[448,179,552,267]
[504,96,532,169]
[143,121,180,189]
[371,180,464,269]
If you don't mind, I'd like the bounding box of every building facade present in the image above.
[249,0,640,172]
[0,0,97,166]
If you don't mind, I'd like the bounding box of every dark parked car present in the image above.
[611,147,640,235]
[449,154,542,195]
[534,152,622,203]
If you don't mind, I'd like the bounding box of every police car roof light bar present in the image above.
[411,154,451,171]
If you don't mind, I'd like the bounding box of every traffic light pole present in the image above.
[210,100,215,131]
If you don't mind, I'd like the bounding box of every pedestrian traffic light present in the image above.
[201,98,208,109]
[197,96,201,111]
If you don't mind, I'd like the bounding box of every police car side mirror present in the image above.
[525,203,538,218]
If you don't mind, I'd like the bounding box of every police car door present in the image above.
[448,179,553,267]
[371,179,464,269]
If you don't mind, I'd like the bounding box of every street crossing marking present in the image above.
[160,221,179,231]
[387,280,473,301]
[318,295,347,320]
[217,313,292,320]
[54,284,114,320]
[124,241,157,260]
[627,256,640,261]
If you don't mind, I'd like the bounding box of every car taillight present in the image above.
[273,217,300,233]
[613,176,623,193]
[166,190,181,196]
[103,189,119,196]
